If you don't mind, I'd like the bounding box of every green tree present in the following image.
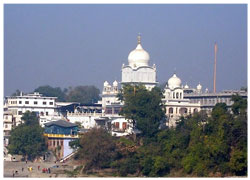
[11,89,21,96]
[231,94,247,115]
[66,85,100,104]
[34,85,67,102]
[7,111,47,160]
[118,85,165,138]
[21,111,40,126]
[76,128,117,171]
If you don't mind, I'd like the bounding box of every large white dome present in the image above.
[128,36,150,68]
[168,73,182,89]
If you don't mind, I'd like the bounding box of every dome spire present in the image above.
[137,33,141,44]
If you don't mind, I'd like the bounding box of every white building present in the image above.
[101,80,122,115]
[121,35,157,90]
[4,92,59,126]
[3,111,14,148]
[163,73,201,127]
[101,35,159,135]
[66,111,101,129]
[184,89,247,113]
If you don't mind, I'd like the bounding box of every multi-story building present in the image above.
[3,110,14,148]
[121,35,158,90]
[4,92,59,126]
[163,73,201,127]
[184,90,247,113]
[44,120,78,160]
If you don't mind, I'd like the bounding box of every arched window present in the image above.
[173,92,175,99]
[176,92,179,99]
[179,108,188,115]
[169,108,173,114]
[180,92,182,99]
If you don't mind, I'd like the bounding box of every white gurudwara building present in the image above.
[163,73,201,127]
[121,35,157,90]
[102,35,202,130]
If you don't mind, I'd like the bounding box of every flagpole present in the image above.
[213,42,217,93]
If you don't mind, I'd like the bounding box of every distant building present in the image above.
[163,73,201,127]
[44,120,78,160]
[184,90,247,113]
[3,110,14,147]
[121,35,157,90]
[4,92,59,126]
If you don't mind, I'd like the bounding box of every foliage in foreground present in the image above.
[74,94,247,177]
[7,111,47,160]
[118,84,166,138]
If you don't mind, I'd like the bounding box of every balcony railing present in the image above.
[44,133,79,139]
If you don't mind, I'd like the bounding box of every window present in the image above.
[5,124,8,128]
[25,101,29,104]
[34,101,38,105]
[43,102,46,105]
[46,112,48,116]
[40,112,44,116]
[19,101,22,104]
[169,108,173,114]
[122,122,127,130]
[49,102,53,105]
[18,111,22,115]
[115,122,119,128]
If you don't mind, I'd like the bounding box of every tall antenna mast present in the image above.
[213,42,218,93]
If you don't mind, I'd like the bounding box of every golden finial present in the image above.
[137,33,141,44]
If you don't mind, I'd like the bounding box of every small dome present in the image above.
[168,73,182,89]
[128,35,150,68]
[104,81,109,87]
[184,83,189,89]
[113,80,118,86]
[197,83,202,90]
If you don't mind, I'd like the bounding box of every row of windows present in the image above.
[18,101,54,105]
[104,87,118,92]
[113,122,128,130]
[48,140,63,147]
[9,101,17,104]
[191,98,232,104]
[173,92,183,99]
[167,107,198,114]
[18,111,49,116]
[105,107,121,114]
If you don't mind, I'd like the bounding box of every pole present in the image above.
[213,42,217,93]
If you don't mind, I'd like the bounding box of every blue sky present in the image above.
[4,4,247,96]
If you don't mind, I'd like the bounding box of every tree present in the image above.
[21,111,40,126]
[66,85,100,104]
[231,94,247,115]
[11,89,21,96]
[7,111,47,160]
[118,85,165,138]
[76,128,117,171]
[34,85,67,102]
